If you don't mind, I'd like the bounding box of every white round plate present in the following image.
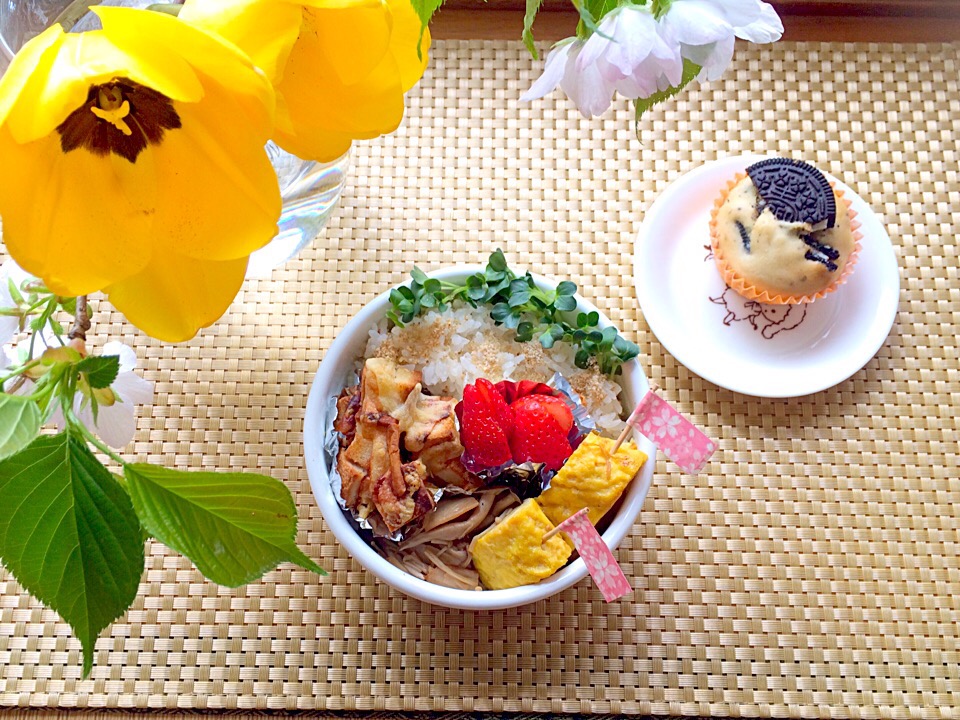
[634,154,900,398]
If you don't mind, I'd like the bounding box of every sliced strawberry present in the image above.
[509,407,573,471]
[495,379,557,404]
[474,378,514,439]
[511,394,574,435]
[459,382,512,469]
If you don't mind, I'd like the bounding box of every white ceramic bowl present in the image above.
[303,266,655,609]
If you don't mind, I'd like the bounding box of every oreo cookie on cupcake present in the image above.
[710,158,861,304]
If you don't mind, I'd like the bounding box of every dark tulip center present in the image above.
[56,78,181,163]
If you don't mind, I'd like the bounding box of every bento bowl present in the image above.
[303,266,655,610]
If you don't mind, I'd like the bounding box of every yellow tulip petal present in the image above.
[278,25,403,136]
[386,0,431,92]
[302,0,382,9]
[272,118,354,162]
[0,24,64,126]
[178,0,302,84]
[96,6,273,118]
[149,89,280,262]
[0,127,152,296]
[105,252,248,343]
[310,3,392,86]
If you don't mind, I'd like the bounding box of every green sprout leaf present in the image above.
[0,394,42,461]
[0,432,145,676]
[386,249,639,375]
[634,58,702,127]
[123,464,325,587]
[77,355,120,390]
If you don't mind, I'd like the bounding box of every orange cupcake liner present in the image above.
[709,172,863,305]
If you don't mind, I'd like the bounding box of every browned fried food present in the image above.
[373,459,436,534]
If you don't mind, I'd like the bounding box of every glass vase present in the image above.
[0,0,348,278]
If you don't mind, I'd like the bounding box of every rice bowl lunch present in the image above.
[303,251,657,608]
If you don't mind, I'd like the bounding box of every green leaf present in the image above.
[123,464,325,587]
[77,355,120,390]
[8,277,24,305]
[522,0,543,59]
[556,280,577,297]
[554,295,577,312]
[488,249,508,273]
[0,394,42,461]
[410,267,428,285]
[490,303,512,323]
[0,432,145,676]
[634,59,702,126]
[59,296,77,315]
[408,0,442,59]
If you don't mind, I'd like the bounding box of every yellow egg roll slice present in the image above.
[537,432,647,528]
[469,498,572,590]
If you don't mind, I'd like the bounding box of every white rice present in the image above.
[363,305,625,435]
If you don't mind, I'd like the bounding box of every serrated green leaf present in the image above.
[0,432,145,676]
[522,0,543,59]
[406,0,441,61]
[77,355,120,390]
[634,59,702,126]
[123,464,324,587]
[0,394,42,461]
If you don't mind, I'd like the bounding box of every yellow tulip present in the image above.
[0,7,281,342]
[180,0,431,162]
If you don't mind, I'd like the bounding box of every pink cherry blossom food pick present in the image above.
[614,385,716,474]
[545,509,632,602]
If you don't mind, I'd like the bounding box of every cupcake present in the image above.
[710,158,861,304]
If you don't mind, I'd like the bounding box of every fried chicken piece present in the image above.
[391,384,481,490]
[334,385,361,446]
[361,358,421,415]
[373,459,436,534]
[338,411,402,519]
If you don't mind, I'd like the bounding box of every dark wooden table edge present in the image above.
[0,710,717,720]
[431,1,960,43]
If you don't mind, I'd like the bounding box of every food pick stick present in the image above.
[542,525,562,542]
[611,381,660,454]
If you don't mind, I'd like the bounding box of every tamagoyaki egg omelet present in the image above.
[537,432,647,528]
[469,498,571,590]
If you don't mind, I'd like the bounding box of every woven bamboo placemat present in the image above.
[1,38,959,718]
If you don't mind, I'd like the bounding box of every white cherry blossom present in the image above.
[520,39,619,118]
[74,341,154,449]
[578,5,683,100]
[660,0,783,82]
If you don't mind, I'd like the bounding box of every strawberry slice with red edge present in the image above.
[457,381,513,469]
[474,378,514,439]
[511,394,574,435]
[494,379,556,404]
[509,406,573,471]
